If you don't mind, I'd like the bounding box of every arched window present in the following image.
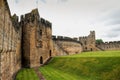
[85,47,87,50]
[91,48,93,51]
[40,56,43,64]
[49,50,52,57]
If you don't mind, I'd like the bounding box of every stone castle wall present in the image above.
[0,0,120,80]
[96,41,120,51]
[52,36,83,55]
[0,0,21,80]
[52,41,67,56]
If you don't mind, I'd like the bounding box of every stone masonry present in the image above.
[79,31,97,51]
[96,41,120,51]
[0,0,21,80]
[21,9,52,68]
[52,36,83,55]
[0,0,120,80]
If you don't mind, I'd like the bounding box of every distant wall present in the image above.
[52,36,82,55]
[96,41,120,51]
[52,41,67,56]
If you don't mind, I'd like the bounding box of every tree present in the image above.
[96,39,103,44]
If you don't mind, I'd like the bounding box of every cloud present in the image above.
[100,9,120,26]
[112,26,120,32]
[57,0,68,3]
[40,0,46,3]
[103,31,119,38]
[104,25,120,38]
[105,19,120,26]
[15,0,19,4]
[109,25,120,34]
[107,33,119,38]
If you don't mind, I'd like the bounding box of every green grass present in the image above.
[16,68,39,80]
[62,50,120,57]
[39,51,120,80]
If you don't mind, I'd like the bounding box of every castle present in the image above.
[0,0,120,80]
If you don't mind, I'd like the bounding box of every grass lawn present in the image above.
[62,50,120,57]
[15,68,39,80]
[39,51,120,80]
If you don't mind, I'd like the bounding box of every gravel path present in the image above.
[34,67,46,80]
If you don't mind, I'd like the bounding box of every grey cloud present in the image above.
[102,10,120,26]
[57,0,68,3]
[106,10,120,25]
[41,0,46,3]
[102,10,120,38]
[111,26,120,32]
[59,0,68,2]
[15,0,19,4]
[110,10,120,19]
[104,32,119,38]
[105,19,120,26]
[104,26,120,38]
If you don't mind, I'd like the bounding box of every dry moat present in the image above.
[0,0,120,80]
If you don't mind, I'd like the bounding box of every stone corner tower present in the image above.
[79,31,96,51]
[21,8,52,68]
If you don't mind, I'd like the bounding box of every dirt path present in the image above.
[34,67,46,80]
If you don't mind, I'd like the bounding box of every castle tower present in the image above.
[79,31,96,51]
[89,31,96,46]
[87,31,96,51]
[21,9,52,68]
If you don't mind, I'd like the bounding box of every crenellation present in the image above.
[21,9,40,25]
[0,0,120,80]
[52,35,56,40]
[73,37,78,41]
[46,20,52,28]
[24,13,32,23]
[96,41,120,50]
[53,36,80,43]
[40,18,46,26]
[12,14,20,32]
[40,18,52,29]
[57,36,64,39]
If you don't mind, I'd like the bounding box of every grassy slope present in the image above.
[16,68,39,80]
[40,51,120,80]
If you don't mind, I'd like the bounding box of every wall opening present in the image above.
[91,48,93,51]
[40,56,43,64]
[49,50,52,57]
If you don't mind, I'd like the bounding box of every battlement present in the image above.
[19,9,52,29]
[46,20,52,28]
[12,14,20,31]
[40,18,52,29]
[12,14,19,22]
[79,36,87,41]
[96,41,120,51]
[52,35,80,44]
[52,35,72,40]
[99,41,120,45]
[90,31,95,34]
[20,8,40,24]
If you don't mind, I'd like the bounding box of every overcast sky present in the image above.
[7,0,120,42]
